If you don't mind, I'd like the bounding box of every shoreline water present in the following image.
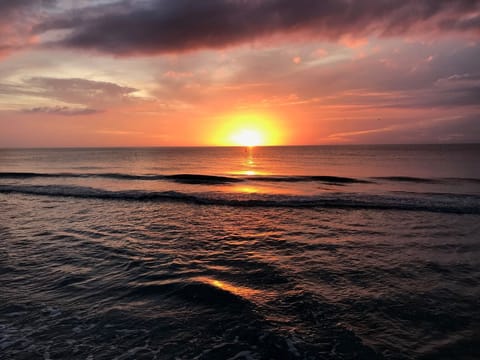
[1,145,479,359]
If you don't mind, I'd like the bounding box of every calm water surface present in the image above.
[1,145,479,359]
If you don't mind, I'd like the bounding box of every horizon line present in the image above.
[1,142,479,150]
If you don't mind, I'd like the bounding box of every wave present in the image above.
[5,171,480,185]
[0,172,371,184]
[165,174,242,184]
[126,280,251,309]
[0,172,65,179]
[246,175,371,184]
[372,176,438,183]
[1,184,479,214]
[443,177,480,184]
[0,172,240,184]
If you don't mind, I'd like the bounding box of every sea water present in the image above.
[1,145,479,359]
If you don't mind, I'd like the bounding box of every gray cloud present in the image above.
[23,105,100,116]
[217,39,480,111]
[0,0,49,13]
[38,0,480,56]
[326,115,480,144]
[0,76,140,114]
[26,77,138,105]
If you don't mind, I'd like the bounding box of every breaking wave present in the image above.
[0,172,240,184]
[2,171,480,185]
[1,183,479,214]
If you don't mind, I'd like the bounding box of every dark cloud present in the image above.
[38,0,480,56]
[23,106,100,116]
[0,0,44,13]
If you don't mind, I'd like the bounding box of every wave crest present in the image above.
[0,184,478,214]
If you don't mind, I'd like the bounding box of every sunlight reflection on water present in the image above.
[194,276,275,303]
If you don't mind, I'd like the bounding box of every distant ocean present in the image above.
[1,145,479,359]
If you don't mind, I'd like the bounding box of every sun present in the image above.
[209,111,284,146]
[231,129,263,147]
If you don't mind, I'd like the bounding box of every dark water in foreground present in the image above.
[1,145,479,359]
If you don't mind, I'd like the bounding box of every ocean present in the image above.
[1,144,479,359]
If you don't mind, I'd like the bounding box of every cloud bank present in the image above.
[38,0,480,55]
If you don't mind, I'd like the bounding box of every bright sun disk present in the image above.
[208,111,284,146]
[232,129,263,147]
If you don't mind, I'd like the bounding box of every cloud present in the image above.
[0,0,55,57]
[0,0,50,14]
[0,76,140,114]
[26,77,138,105]
[325,115,480,144]
[38,0,480,56]
[23,106,100,116]
[327,84,480,110]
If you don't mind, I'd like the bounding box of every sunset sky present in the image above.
[0,0,479,147]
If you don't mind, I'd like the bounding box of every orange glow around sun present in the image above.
[209,111,284,146]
